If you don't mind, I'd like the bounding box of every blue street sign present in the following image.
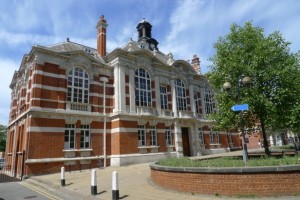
[231,104,249,112]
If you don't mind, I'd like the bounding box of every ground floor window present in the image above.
[209,132,214,144]
[138,125,146,146]
[65,124,75,149]
[165,126,172,146]
[80,124,90,148]
[216,132,220,143]
[210,132,220,144]
[150,126,157,146]
[198,129,204,144]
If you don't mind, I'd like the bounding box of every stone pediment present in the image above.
[172,60,197,75]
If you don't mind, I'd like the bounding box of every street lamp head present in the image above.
[242,76,251,85]
[223,81,232,90]
[100,76,108,83]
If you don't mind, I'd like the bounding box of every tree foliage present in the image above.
[208,22,300,155]
[0,124,7,152]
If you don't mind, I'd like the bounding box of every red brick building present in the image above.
[5,16,241,178]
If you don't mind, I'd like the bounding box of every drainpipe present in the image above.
[100,77,108,168]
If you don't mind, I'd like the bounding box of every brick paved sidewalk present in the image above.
[24,151,300,200]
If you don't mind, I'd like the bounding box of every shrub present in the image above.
[157,155,300,168]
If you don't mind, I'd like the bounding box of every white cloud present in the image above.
[0,58,19,125]
[160,0,300,74]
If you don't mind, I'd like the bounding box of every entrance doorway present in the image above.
[181,127,191,156]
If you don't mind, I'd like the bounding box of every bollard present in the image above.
[91,169,97,195]
[61,166,65,187]
[112,171,119,200]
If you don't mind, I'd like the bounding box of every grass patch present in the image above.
[270,145,295,150]
[157,155,300,168]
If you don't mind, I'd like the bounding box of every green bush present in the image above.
[157,155,300,168]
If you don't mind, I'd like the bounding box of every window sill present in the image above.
[138,146,148,149]
[78,148,93,152]
[63,149,77,152]
[138,146,160,149]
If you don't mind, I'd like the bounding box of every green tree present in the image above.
[208,22,300,156]
[0,124,7,152]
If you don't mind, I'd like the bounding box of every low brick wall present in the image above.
[150,163,300,197]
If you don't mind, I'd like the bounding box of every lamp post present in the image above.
[223,76,251,165]
[100,76,108,168]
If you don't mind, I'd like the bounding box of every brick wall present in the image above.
[151,167,300,197]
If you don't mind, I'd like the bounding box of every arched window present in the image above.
[135,68,151,106]
[204,86,214,114]
[175,78,187,110]
[67,67,89,103]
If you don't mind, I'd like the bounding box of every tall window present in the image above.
[67,67,89,103]
[65,124,75,149]
[209,132,214,144]
[194,93,202,113]
[204,86,214,114]
[199,129,204,144]
[175,78,187,110]
[165,126,172,146]
[160,86,168,109]
[138,125,146,146]
[80,125,90,148]
[150,126,157,146]
[135,68,151,106]
[216,132,220,143]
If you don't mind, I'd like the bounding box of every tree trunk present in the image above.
[260,119,270,156]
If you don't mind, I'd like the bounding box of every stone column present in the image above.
[119,66,126,113]
[113,64,126,113]
[189,84,195,114]
[113,65,119,113]
[154,76,161,115]
[171,79,177,117]
[174,121,183,157]
[129,68,136,113]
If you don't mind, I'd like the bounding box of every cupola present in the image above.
[136,18,158,51]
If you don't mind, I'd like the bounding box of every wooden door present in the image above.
[181,127,191,157]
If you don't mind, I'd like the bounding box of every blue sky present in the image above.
[1,0,300,125]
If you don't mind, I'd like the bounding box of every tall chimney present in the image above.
[96,15,108,57]
[191,55,201,74]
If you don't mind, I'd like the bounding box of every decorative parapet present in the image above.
[136,106,157,116]
[178,110,194,118]
[66,102,91,112]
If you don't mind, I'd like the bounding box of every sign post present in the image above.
[231,104,249,165]
[231,104,248,112]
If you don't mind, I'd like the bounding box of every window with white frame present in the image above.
[80,124,90,148]
[165,126,172,146]
[135,68,151,107]
[194,93,202,113]
[150,126,157,146]
[67,67,89,103]
[138,125,146,146]
[64,124,75,149]
[215,132,220,143]
[160,86,168,109]
[175,78,187,110]
[209,132,214,144]
[198,129,204,144]
[204,86,214,115]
